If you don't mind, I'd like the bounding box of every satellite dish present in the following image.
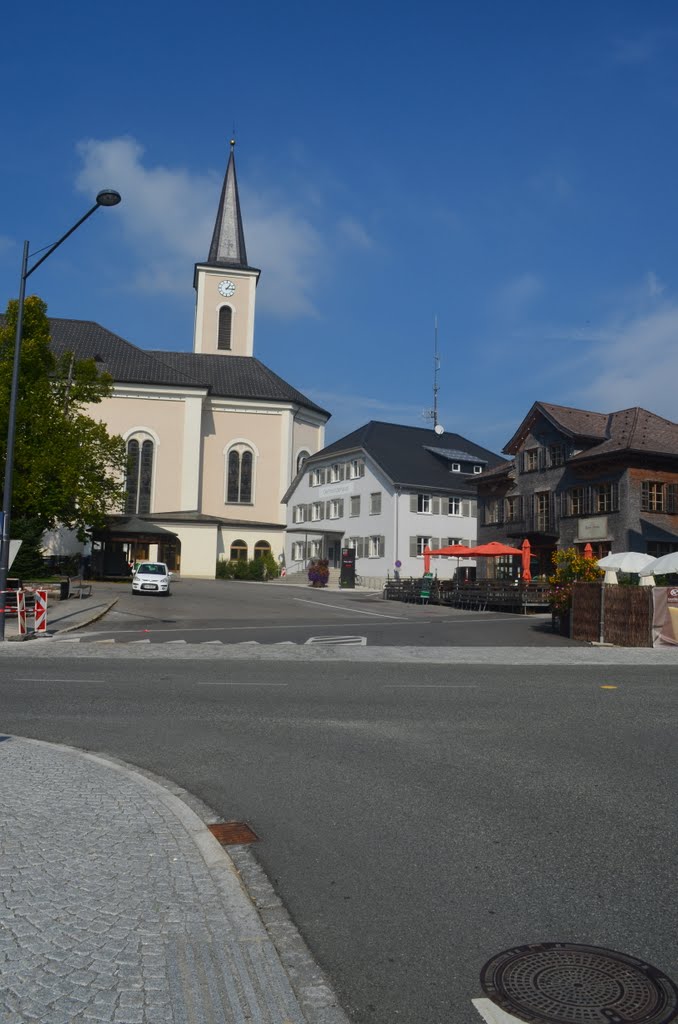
[434,424,444,435]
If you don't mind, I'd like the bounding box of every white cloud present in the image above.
[495,273,542,317]
[75,136,326,317]
[0,235,14,257]
[646,270,665,297]
[578,302,678,418]
[611,33,658,66]
[337,217,374,249]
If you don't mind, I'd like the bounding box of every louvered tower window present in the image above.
[218,306,233,350]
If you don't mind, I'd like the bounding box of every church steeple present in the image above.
[193,139,260,357]
[207,139,248,267]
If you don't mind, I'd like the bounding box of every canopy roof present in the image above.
[463,541,523,557]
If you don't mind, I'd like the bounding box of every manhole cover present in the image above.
[208,821,259,845]
[480,943,678,1024]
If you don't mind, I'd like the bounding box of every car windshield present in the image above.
[136,564,166,575]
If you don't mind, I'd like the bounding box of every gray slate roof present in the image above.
[0,315,328,416]
[302,421,505,494]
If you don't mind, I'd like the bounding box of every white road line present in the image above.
[383,684,478,688]
[77,619,414,637]
[197,682,288,687]
[293,598,406,620]
[473,998,525,1024]
[23,679,102,683]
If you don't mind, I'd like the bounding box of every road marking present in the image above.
[600,685,618,689]
[382,684,478,688]
[306,635,367,646]
[293,598,406,620]
[473,997,524,1024]
[23,679,102,683]
[197,682,288,687]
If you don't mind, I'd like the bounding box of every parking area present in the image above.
[58,579,577,647]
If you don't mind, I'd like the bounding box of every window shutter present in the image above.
[611,482,619,511]
[358,538,365,558]
[338,499,344,517]
[409,536,417,557]
[586,486,593,515]
[668,484,677,514]
[432,497,441,515]
[338,464,345,481]
[410,494,418,512]
[462,500,470,517]
[378,536,385,557]
[431,537,440,551]
[538,447,545,471]
[470,499,477,517]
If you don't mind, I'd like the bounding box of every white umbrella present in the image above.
[639,550,678,576]
[597,551,657,573]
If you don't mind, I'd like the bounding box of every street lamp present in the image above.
[0,189,122,641]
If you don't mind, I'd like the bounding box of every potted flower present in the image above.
[308,558,330,588]
[548,548,602,636]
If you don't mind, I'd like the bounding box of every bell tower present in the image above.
[192,140,260,357]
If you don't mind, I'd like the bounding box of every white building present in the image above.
[283,421,505,582]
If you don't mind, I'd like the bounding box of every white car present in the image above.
[132,562,172,596]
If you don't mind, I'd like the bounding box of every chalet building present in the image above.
[283,421,505,581]
[475,401,678,578]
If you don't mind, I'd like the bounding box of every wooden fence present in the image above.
[383,578,551,614]
[572,582,653,647]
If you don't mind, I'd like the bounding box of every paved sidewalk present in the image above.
[0,736,346,1024]
[5,584,121,640]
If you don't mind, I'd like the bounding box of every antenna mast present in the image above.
[423,317,444,434]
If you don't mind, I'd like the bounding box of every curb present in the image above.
[56,596,119,634]
[15,735,350,1024]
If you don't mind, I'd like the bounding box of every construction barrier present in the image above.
[34,590,48,633]
[16,590,27,635]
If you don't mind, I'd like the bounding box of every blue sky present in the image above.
[2,1,678,452]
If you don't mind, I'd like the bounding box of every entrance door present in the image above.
[327,541,341,568]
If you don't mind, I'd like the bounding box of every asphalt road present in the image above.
[72,579,574,646]
[2,655,676,1024]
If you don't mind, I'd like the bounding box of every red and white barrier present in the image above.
[34,590,48,633]
[16,590,27,635]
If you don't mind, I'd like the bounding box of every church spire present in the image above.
[207,138,248,267]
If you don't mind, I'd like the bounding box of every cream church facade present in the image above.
[45,142,329,577]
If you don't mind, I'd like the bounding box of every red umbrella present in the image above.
[427,544,473,557]
[583,542,594,560]
[462,541,523,557]
[423,545,432,574]
[521,538,532,582]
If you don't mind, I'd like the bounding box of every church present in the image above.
[45,142,329,577]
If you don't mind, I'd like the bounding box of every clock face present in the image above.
[218,279,236,297]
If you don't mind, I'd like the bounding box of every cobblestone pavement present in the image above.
[0,735,336,1024]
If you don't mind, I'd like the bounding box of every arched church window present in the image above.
[296,450,310,474]
[226,444,254,504]
[218,306,233,350]
[254,540,271,559]
[230,539,248,561]
[125,434,154,514]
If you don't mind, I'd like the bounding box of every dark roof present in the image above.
[139,511,285,530]
[301,421,506,493]
[152,351,328,414]
[504,400,678,462]
[0,315,328,417]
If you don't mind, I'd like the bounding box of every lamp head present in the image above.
[96,189,122,207]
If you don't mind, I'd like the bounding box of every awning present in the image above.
[94,517,178,542]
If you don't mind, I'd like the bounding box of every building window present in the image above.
[293,505,306,524]
[641,481,665,512]
[329,463,342,483]
[348,459,365,479]
[217,306,233,350]
[473,465,483,474]
[297,450,310,474]
[451,463,461,473]
[369,492,382,515]
[309,468,323,486]
[416,536,432,556]
[569,487,585,516]
[536,492,551,531]
[310,539,322,558]
[226,445,254,503]
[549,444,565,467]
[417,493,431,513]
[328,499,343,519]
[230,539,247,561]
[485,499,501,525]
[647,541,678,558]
[448,497,461,516]
[368,536,384,558]
[524,449,538,472]
[254,540,271,559]
[596,483,614,513]
[292,541,306,561]
[446,537,465,548]
[125,435,154,514]
[350,496,360,517]
[311,502,323,521]
[505,496,520,522]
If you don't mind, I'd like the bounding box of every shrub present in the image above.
[308,558,329,587]
[548,548,602,614]
[216,553,281,581]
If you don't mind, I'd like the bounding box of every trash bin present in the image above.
[60,578,70,600]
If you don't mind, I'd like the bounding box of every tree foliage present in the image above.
[548,547,603,614]
[0,295,126,539]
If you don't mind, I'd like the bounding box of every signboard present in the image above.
[340,547,356,589]
[577,517,608,541]
[319,482,354,499]
[420,571,434,602]
[652,587,678,647]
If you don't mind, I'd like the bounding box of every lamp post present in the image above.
[0,189,122,641]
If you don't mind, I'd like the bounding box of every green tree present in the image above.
[548,547,603,615]
[0,295,126,539]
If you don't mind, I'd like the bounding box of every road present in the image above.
[67,579,574,646]
[1,651,676,1024]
